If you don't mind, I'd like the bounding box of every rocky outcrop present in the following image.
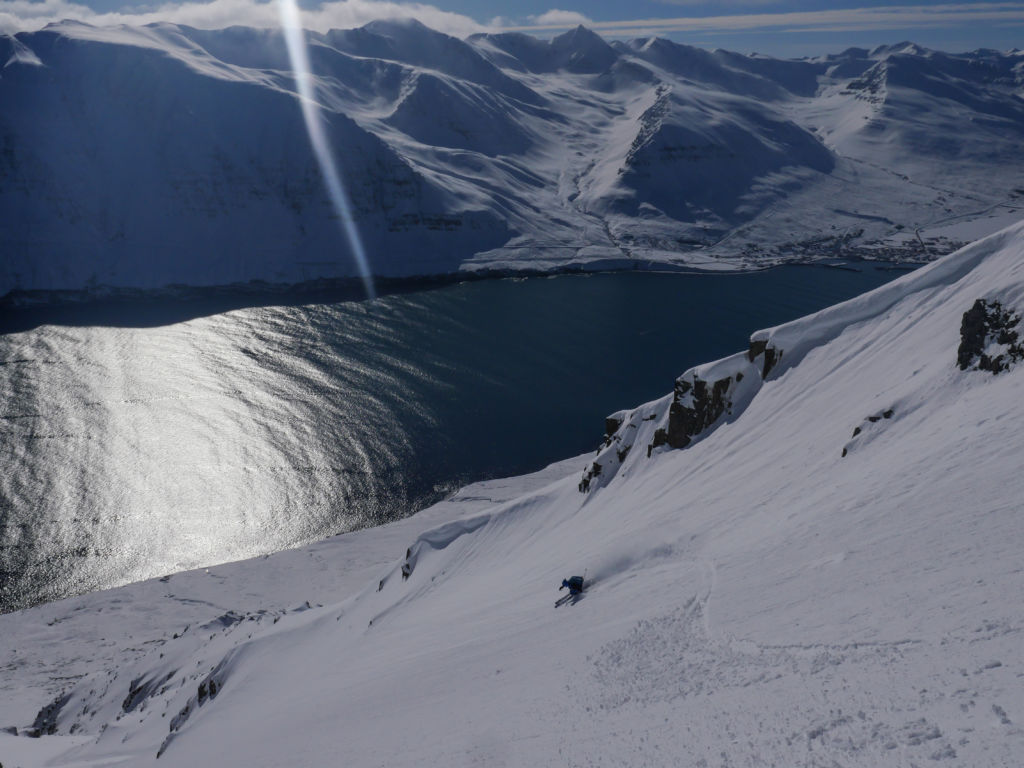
[158,656,232,758]
[957,299,1023,374]
[580,349,765,493]
[605,414,625,440]
[652,340,782,456]
[578,459,603,493]
[842,407,896,458]
[747,338,783,379]
[29,692,72,737]
[122,670,178,714]
[660,375,735,450]
[578,328,789,493]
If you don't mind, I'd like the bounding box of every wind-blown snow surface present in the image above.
[3,22,1024,296]
[5,223,1024,766]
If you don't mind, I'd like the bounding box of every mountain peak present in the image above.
[361,16,433,36]
[870,40,931,58]
[552,24,608,47]
[549,24,617,73]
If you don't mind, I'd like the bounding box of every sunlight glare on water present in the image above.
[0,303,421,608]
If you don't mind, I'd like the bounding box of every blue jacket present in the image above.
[561,576,584,594]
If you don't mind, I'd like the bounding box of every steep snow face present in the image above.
[0,25,509,292]
[585,85,834,229]
[6,225,1024,766]
[383,71,537,155]
[816,50,1024,186]
[3,23,1024,296]
[619,38,800,101]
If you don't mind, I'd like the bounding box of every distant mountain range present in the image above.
[2,20,1023,297]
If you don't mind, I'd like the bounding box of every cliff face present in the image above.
[578,348,766,494]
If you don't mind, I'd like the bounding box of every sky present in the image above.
[1,0,1022,57]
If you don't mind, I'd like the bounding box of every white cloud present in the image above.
[4,0,1022,41]
[653,0,782,5]
[529,9,591,27]
[504,2,1024,37]
[0,0,489,35]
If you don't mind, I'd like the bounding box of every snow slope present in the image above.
[4,222,1024,766]
[3,22,1024,297]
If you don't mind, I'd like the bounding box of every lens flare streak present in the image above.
[278,0,376,299]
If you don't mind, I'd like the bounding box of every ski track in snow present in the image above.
[560,543,1023,767]
[566,611,1023,767]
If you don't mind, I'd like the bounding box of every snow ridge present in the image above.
[580,222,1024,493]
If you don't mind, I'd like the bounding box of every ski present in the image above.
[555,592,583,608]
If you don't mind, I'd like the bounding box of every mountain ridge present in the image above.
[3,21,1024,298]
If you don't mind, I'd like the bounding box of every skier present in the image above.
[555,574,585,607]
[560,575,585,595]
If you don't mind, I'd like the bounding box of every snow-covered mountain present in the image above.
[3,21,1024,297]
[3,220,1023,766]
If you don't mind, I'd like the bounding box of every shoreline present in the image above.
[0,257,921,334]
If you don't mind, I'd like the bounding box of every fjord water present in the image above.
[0,266,906,611]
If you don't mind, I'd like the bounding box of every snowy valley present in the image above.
[2,21,1024,296]
[3,219,1023,766]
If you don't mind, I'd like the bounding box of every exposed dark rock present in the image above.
[197,678,220,706]
[747,338,782,378]
[747,339,767,362]
[168,703,190,735]
[843,406,897,457]
[648,427,669,457]
[958,300,989,369]
[605,414,624,438]
[123,671,175,714]
[579,461,603,492]
[665,375,733,449]
[29,692,72,737]
[201,612,244,631]
[158,661,229,757]
[958,299,1023,373]
[762,346,781,378]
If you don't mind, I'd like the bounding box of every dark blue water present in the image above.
[0,265,912,611]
